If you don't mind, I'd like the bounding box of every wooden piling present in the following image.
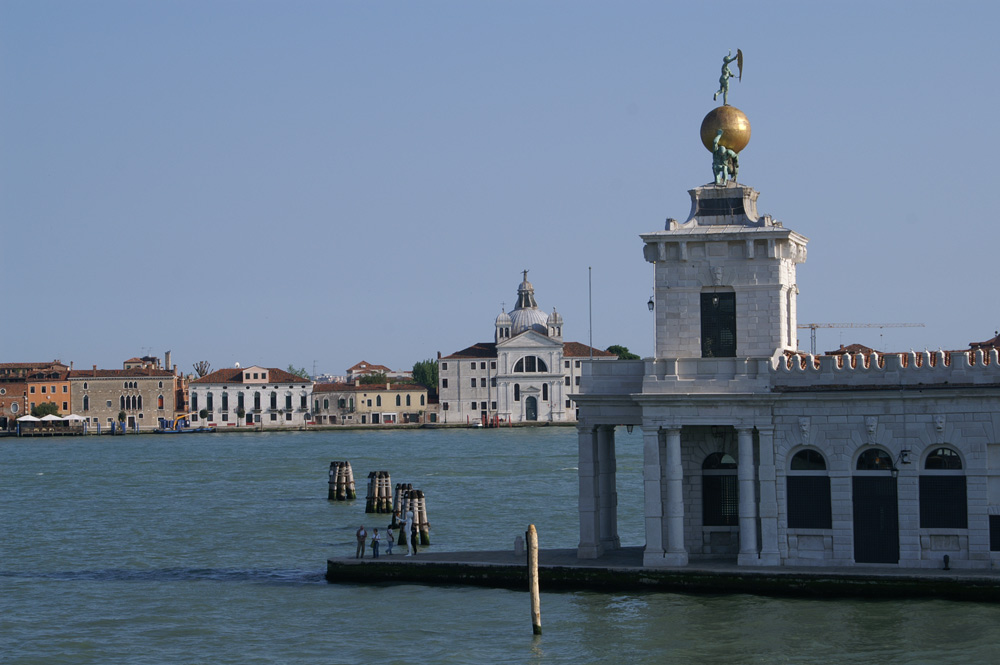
[328,461,357,501]
[527,524,541,635]
[365,471,394,513]
[415,490,430,545]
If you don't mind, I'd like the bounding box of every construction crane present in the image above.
[797,323,925,355]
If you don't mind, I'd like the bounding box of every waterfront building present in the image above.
[312,382,429,425]
[0,361,68,429]
[69,359,177,431]
[437,272,615,425]
[572,88,1000,571]
[189,365,313,428]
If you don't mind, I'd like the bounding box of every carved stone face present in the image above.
[865,416,877,435]
[934,415,946,432]
[798,417,809,436]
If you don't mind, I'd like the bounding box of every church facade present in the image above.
[437,273,616,425]
[573,180,1000,571]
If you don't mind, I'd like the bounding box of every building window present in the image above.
[406,394,411,406]
[442,363,448,371]
[513,356,548,373]
[420,395,425,406]
[222,413,228,422]
[254,392,261,410]
[856,448,894,470]
[285,412,292,421]
[376,396,382,407]
[991,516,1000,552]
[206,392,214,411]
[701,291,737,358]
[41,386,46,394]
[480,362,486,370]
[270,392,277,410]
[564,361,570,369]
[285,394,292,410]
[565,376,571,386]
[83,395,89,411]
[702,452,738,527]
[270,413,277,421]
[396,395,401,406]
[575,360,580,368]
[30,386,35,394]
[565,400,571,408]
[575,376,580,386]
[470,378,476,388]
[62,385,68,393]
[443,402,449,411]
[158,395,164,409]
[920,447,967,529]
[787,449,832,529]
[480,401,487,410]
[106,400,112,408]
[514,384,520,401]
[222,392,229,411]
[470,402,477,410]
[323,399,330,409]
[490,362,496,370]
[470,362,476,370]
[338,398,346,409]
[480,378,486,387]
[367,399,372,407]
[442,378,449,389]
[62,401,68,411]
[542,384,548,401]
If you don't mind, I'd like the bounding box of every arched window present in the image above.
[702,453,738,526]
[253,392,261,410]
[376,395,382,407]
[856,448,894,471]
[221,392,228,411]
[270,392,277,410]
[513,356,548,373]
[238,393,245,411]
[83,395,90,411]
[191,392,198,412]
[420,395,425,406]
[338,398,346,409]
[514,384,520,401]
[206,392,214,411]
[542,384,548,401]
[396,395,401,407]
[406,394,411,407]
[324,399,330,409]
[158,394,164,409]
[120,395,126,410]
[920,447,967,528]
[787,449,832,529]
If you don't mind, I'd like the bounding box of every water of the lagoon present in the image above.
[3,427,999,664]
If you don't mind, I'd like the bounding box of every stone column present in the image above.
[756,426,780,565]
[597,425,620,551]
[577,425,603,558]
[642,427,666,565]
[663,427,688,565]
[737,427,759,565]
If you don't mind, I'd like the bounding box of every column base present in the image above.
[739,552,775,566]
[578,544,604,559]
[757,551,780,566]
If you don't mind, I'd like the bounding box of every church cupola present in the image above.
[509,270,549,336]
[547,308,563,340]
[495,308,512,343]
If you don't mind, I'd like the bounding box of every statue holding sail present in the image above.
[712,49,743,106]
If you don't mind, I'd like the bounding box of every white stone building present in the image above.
[573,180,1000,571]
[437,273,616,424]
[189,365,313,428]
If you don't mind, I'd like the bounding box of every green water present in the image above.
[3,428,998,663]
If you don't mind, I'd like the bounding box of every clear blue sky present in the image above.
[3,1,997,376]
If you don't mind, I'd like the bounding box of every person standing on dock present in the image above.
[385,526,394,555]
[355,525,367,559]
[371,528,381,558]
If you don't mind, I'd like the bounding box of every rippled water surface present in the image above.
[3,428,999,664]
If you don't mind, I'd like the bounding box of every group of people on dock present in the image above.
[355,508,418,559]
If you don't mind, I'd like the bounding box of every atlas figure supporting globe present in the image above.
[712,129,739,185]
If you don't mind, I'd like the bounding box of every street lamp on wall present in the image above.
[647,296,654,312]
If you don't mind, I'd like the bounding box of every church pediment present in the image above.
[498,330,561,350]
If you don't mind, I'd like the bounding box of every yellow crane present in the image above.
[797,323,925,355]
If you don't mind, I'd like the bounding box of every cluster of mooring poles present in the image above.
[328,461,356,501]
[365,471,393,513]
[391,484,431,546]
[327,463,431,547]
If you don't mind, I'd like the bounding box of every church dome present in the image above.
[547,309,563,327]
[496,310,512,327]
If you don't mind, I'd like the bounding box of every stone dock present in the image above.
[327,547,1000,602]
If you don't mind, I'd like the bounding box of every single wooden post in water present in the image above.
[527,524,541,635]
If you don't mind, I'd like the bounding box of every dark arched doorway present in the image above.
[525,396,537,421]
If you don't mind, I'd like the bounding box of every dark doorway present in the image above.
[525,396,537,421]
[852,476,899,563]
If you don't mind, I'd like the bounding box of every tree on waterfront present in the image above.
[606,345,640,360]
[286,365,310,380]
[358,372,388,385]
[31,402,60,418]
[193,361,212,377]
[412,359,438,396]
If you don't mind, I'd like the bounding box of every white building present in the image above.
[573,178,1000,571]
[438,272,616,424]
[189,365,313,428]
